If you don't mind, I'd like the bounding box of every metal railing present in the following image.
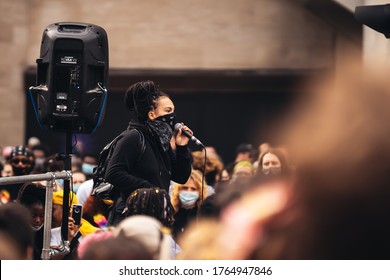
[0,170,72,260]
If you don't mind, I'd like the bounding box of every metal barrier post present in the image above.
[0,170,72,260]
[41,173,55,260]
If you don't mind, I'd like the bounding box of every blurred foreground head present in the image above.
[114,215,172,260]
[269,65,390,259]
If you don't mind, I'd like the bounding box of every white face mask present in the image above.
[32,223,44,232]
[179,191,199,207]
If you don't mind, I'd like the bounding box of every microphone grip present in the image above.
[175,123,204,147]
[181,129,193,139]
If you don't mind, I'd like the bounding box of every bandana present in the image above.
[11,145,33,157]
[155,112,176,131]
[146,120,173,152]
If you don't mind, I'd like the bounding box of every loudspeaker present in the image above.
[31,22,109,133]
[355,4,390,38]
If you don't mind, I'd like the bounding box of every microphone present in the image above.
[174,123,204,146]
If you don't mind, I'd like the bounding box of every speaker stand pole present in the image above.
[61,130,73,243]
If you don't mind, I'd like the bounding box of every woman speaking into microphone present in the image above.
[105,80,193,225]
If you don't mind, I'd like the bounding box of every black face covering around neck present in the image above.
[146,119,173,152]
[262,166,282,176]
[12,165,33,176]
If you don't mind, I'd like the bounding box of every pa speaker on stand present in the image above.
[28,22,109,259]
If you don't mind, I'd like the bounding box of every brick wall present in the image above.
[0,0,341,147]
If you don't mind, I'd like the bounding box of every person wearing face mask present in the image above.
[256,148,290,178]
[43,154,65,191]
[72,171,87,194]
[0,145,35,203]
[17,183,46,259]
[170,170,207,242]
[9,145,35,176]
[81,154,98,179]
[31,144,49,174]
[105,80,192,226]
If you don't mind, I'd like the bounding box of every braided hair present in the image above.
[124,188,175,228]
[124,80,169,122]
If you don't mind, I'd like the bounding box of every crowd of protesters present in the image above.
[2,69,390,260]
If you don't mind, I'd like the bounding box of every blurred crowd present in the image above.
[1,66,390,260]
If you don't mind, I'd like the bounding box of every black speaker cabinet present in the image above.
[31,22,109,133]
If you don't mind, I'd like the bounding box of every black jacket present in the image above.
[105,121,192,200]
[172,206,198,240]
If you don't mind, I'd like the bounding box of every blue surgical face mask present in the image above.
[72,183,81,193]
[82,163,96,175]
[57,179,64,186]
[179,191,199,207]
